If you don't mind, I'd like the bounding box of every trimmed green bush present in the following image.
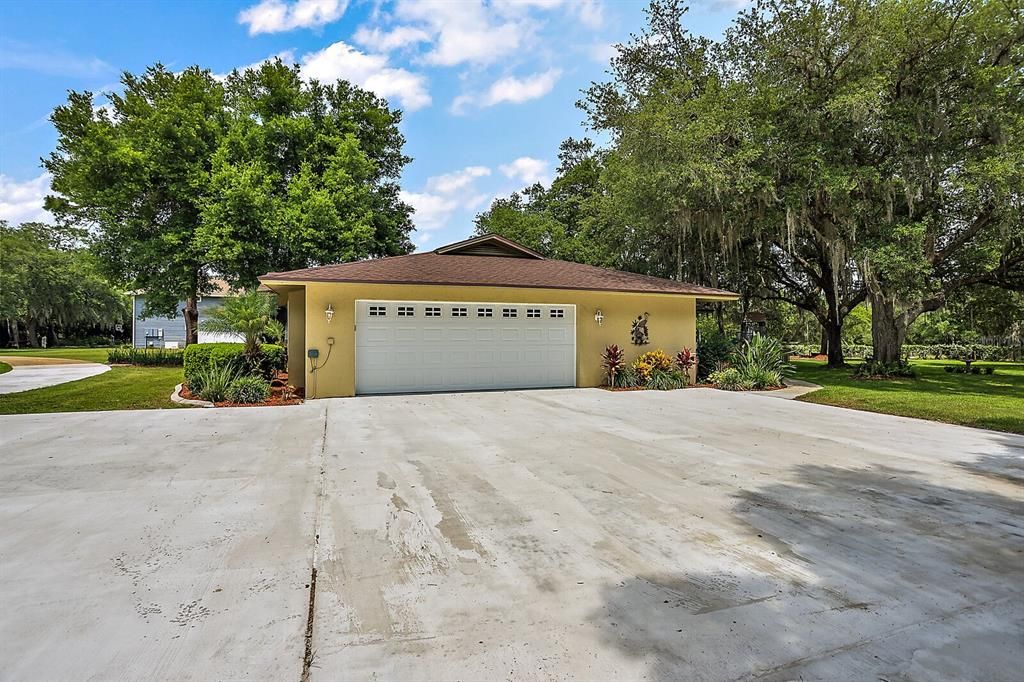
[227,376,271,403]
[697,331,735,381]
[108,346,184,366]
[787,342,1021,362]
[647,368,688,390]
[183,342,285,388]
[852,359,916,378]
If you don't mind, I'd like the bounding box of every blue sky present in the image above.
[0,0,744,250]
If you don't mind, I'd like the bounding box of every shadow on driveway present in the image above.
[591,463,1024,681]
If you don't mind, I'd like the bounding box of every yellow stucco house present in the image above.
[259,234,737,398]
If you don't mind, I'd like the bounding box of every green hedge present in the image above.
[183,343,285,387]
[108,346,184,366]
[786,343,1021,362]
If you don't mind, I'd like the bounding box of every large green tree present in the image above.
[46,65,226,345]
[580,0,1021,366]
[850,0,1024,362]
[199,61,414,285]
[45,61,414,345]
[583,0,866,365]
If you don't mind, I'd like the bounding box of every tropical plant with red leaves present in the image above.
[675,347,697,383]
[601,344,626,385]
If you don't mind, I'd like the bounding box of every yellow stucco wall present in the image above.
[286,289,305,388]
[269,280,701,398]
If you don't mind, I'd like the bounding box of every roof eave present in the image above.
[258,275,738,298]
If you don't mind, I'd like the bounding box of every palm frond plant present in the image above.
[200,291,278,364]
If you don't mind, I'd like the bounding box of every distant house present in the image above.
[131,279,242,348]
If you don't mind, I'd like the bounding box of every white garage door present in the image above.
[355,300,576,395]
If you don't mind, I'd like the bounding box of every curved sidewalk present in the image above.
[0,356,110,395]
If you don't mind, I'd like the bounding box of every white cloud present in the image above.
[499,157,549,185]
[238,0,348,35]
[402,164,493,232]
[0,173,52,225]
[352,25,432,52]
[425,166,490,194]
[394,0,527,67]
[0,40,112,78]
[399,190,459,231]
[483,68,561,105]
[493,0,603,28]
[300,41,431,111]
[451,69,561,114]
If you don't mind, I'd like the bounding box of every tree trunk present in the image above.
[183,297,199,346]
[715,303,725,335]
[822,318,844,367]
[26,319,40,347]
[868,292,906,364]
[818,327,828,356]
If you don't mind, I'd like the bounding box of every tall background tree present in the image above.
[45,60,414,345]
[0,221,128,347]
[477,0,1022,365]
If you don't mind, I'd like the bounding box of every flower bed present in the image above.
[180,374,303,407]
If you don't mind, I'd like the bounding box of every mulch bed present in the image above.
[181,373,304,407]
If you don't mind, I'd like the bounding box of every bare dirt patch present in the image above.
[0,355,95,366]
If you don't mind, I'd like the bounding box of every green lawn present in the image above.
[793,359,1024,434]
[0,361,11,375]
[0,364,184,415]
[0,347,113,363]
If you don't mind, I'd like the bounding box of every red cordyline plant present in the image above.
[601,344,625,385]
[675,347,697,382]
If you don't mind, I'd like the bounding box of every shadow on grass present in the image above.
[590,463,1024,681]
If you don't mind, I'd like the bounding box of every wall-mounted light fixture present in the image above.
[325,304,335,324]
[594,308,604,326]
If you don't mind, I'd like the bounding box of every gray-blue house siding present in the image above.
[132,294,237,348]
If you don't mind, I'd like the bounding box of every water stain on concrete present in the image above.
[411,460,488,557]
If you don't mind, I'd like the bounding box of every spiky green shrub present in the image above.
[227,376,271,404]
[193,364,239,402]
[733,335,793,378]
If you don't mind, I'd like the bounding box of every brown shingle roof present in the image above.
[261,252,737,298]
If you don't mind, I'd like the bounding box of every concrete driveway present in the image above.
[0,355,110,394]
[1,390,1021,681]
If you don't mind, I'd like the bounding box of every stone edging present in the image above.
[171,383,214,408]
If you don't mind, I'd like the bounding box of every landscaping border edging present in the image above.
[171,383,214,408]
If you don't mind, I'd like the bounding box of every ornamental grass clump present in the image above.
[710,335,791,390]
